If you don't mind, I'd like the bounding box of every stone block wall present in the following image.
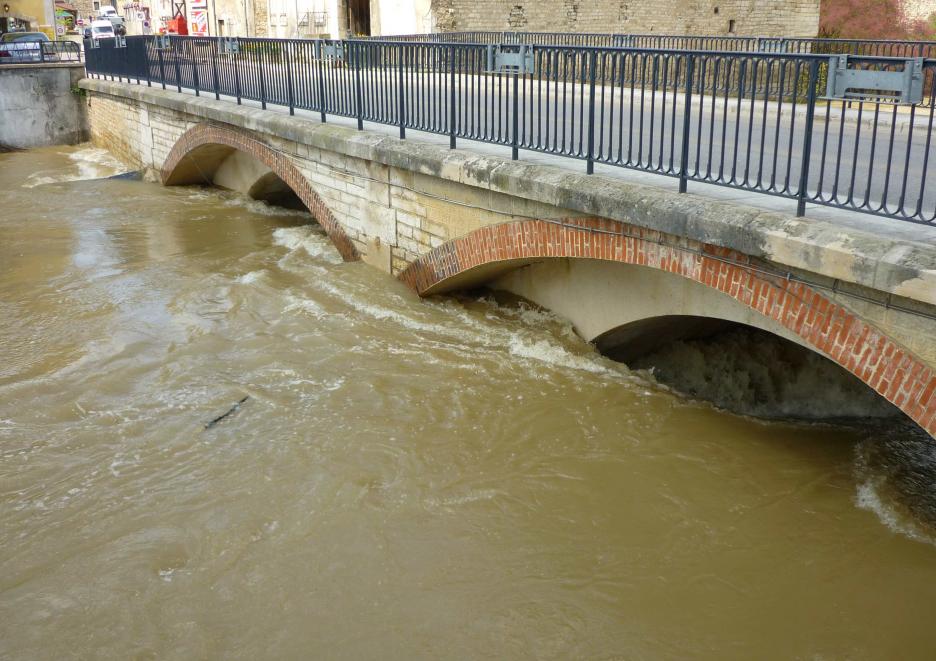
[429,0,820,38]
[88,92,200,170]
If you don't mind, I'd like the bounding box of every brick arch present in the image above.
[399,217,936,437]
[161,123,359,261]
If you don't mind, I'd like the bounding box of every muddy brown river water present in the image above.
[2,146,936,659]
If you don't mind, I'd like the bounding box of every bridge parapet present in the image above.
[79,78,936,434]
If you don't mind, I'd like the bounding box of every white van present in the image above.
[89,19,116,39]
[98,5,119,17]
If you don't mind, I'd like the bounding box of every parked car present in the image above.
[84,20,116,40]
[0,32,53,63]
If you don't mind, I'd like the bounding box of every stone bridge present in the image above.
[79,78,936,437]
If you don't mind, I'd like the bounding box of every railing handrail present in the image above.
[153,34,936,63]
[362,30,936,51]
[0,39,83,62]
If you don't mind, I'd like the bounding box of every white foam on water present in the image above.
[507,336,616,376]
[68,147,125,172]
[283,294,328,319]
[853,436,936,547]
[22,147,127,188]
[854,479,936,547]
[222,196,311,218]
[299,276,637,382]
[481,297,577,338]
[236,270,266,285]
[424,488,505,510]
[272,226,342,263]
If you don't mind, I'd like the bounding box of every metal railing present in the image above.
[84,36,936,224]
[0,39,82,63]
[368,31,936,58]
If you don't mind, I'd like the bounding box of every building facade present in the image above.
[428,0,821,37]
[3,0,825,40]
[253,0,431,38]
[2,0,56,33]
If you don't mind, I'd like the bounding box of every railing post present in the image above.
[132,39,140,84]
[156,41,166,90]
[586,49,597,173]
[286,41,295,115]
[397,44,406,139]
[211,38,220,100]
[259,42,267,109]
[796,58,820,217]
[353,41,363,129]
[316,42,326,122]
[233,45,242,105]
[449,44,456,149]
[679,53,695,193]
[191,40,200,96]
[511,51,521,161]
[145,37,152,86]
[173,39,182,93]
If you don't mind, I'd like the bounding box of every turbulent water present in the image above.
[631,326,903,421]
[3,145,936,659]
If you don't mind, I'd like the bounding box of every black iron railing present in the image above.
[0,39,82,63]
[85,36,936,224]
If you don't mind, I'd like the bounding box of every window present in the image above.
[713,6,719,14]
[93,1,100,9]
[728,19,736,33]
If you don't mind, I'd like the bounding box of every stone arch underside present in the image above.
[160,123,359,262]
[399,217,936,438]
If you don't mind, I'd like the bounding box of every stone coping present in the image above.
[79,77,936,309]
[1,62,85,70]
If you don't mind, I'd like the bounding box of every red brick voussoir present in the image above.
[161,123,360,262]
[399,217,936,437]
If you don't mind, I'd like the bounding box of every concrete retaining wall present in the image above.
[0,63,89,149]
